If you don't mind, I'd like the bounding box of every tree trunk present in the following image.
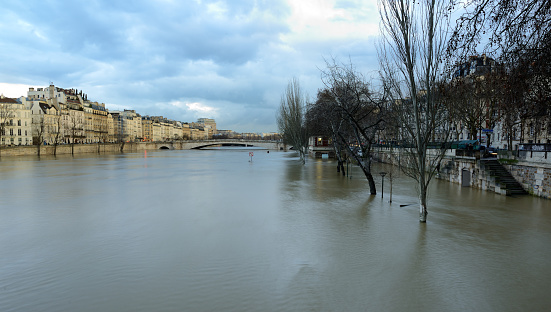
[334,149,345,175]
[366,173,376,195]
[419,203,428,222]
[419,183,428,222]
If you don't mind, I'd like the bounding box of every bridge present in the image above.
[150,139,287,151]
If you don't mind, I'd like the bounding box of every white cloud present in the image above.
[206,2,228,16]
[283,0,379,44]
[185,102,217,114]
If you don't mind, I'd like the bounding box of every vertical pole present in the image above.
[389,172,393,203]
[381,176,384,198]
[379,172,387,199]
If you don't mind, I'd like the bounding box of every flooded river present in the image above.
[1,149,550,311]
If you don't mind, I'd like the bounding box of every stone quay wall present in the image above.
[0,140,284,158]
[373,148,551,199]
[0,143,144,157]
[508,163,551,199]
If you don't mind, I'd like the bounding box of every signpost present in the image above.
[249,151,254,162]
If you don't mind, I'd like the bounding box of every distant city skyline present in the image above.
[0,0,380,133]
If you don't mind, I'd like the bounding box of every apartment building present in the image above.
[0,95,32,146]
[196,118,217,135]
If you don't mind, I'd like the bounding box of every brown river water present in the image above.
[1,148,550,311]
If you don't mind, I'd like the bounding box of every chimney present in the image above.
[49,83,55,99]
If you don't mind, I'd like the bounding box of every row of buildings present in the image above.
[390,55,550,151]
[0,84,220,146]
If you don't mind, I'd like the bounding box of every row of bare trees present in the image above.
[450,0,551,147]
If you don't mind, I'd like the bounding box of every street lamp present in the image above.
[379,171,387,198]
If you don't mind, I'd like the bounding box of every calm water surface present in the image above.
[1,149,550,311]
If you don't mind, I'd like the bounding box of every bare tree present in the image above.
[33,117,46,156]
[316,60,387,194]
[277,78,309,164]
[52,115,63,156]
[69,114,79,156]
[307,89,348,175]
[0,101,16,158]
[449,0,550,62]
[450,0,551,147]
[378,0,453,222]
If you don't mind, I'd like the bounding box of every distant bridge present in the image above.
[150,139,287,151]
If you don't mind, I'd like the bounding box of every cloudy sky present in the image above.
[0,0,380,133]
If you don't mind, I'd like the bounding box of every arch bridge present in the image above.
[153,139,286,151]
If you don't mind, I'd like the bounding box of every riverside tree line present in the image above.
[277,0,551,222]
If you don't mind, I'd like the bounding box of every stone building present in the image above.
[0,95,32,146]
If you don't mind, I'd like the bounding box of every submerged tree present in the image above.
[277,78,309,164]
[307,89,348,175]
[312,60,387,195]
[378,0,453,222]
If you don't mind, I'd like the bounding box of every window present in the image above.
[18,129,21,136]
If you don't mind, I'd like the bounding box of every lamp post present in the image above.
[379,171,387,198]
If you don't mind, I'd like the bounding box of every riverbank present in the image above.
[373,148,551,200]
[0,140,284,157]
[0,143,143,157]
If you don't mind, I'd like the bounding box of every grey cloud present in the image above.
[0,0,380,133]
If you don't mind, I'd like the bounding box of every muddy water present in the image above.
[1,149,550,311]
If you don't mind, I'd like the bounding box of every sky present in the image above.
[0,0,381,133]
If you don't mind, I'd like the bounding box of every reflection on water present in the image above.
[1,149,550,312]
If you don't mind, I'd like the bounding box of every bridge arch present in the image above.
[144,140,283,150]
[191,142,254,149]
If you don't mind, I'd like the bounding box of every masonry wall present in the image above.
[508,163,551,199]
[373,149,550,199]
[0,141,285,157]
[0,143,146,157]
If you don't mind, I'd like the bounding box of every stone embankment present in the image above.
[0,143,144,157]
[373,148,551,200]
[0,140,285,158]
